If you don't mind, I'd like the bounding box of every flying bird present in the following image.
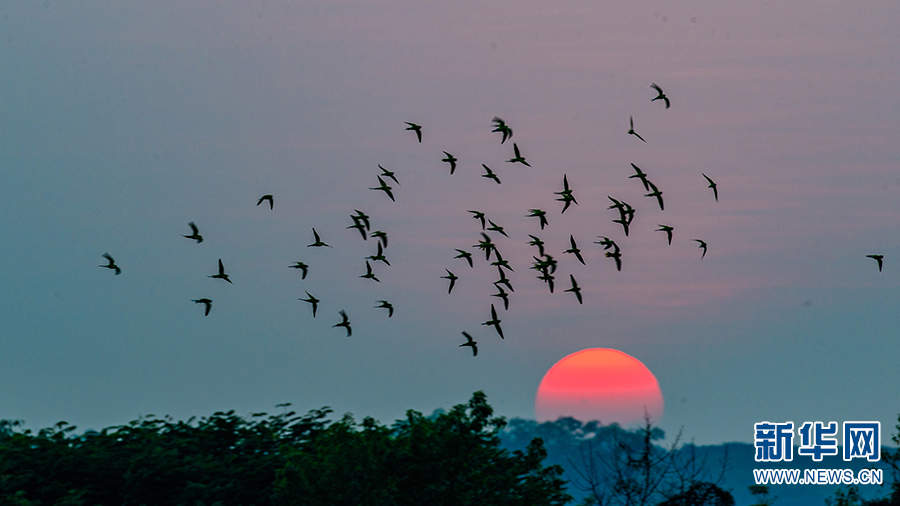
[192,298,212,316]
[257,194,274,210]
[627,116,647,143]
[629,163,651,191]
[369,175,395,202]
[183,222,203,243]
[564,235,586,265]
[308,228,331,248]
[867,254,884,272]
[482,304,504,339]
[564,274,583,304]
[491,117,513,144]
[527,209,549,229]
[644,180,664,211]
[702,173,719,201]
[481,164,501,184]
[487,220,508,238]
[371,230,388,248]
[650,82,670,109]
[468,210,487,230]
[507,143,531,167]
[605,250,623,272]
[289,261,309,279]
[494,267,514,292]
[442,269,458,293]
[656,225,674,245]
[405,121,422,143]
[693,239,708,259]
[98,253,121,275]
[347,216,367,240]
[209,259,232,283]
[454,249,474,268]
[299,291,319,317]
[459,331,478,356]
[353,210,371,231]
[441,151,458,174]
[555,174,578,214]
[333,310,352,336]
[528,235,546,256]
[360,261,380,282]
[475,233,497,260]
[367,242,390,266]
[375,300,394,318]
[379,164,399,185]
[490,250,514,272]
[491,285,510,310]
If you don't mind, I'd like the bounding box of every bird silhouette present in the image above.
[441,151,458,174]
[369,175,395,202]
[491,285,510,310]
[360,261,380,282]
[605,250,623,271]
[192,298,212,316]
[487,219,508,237]
[629,163,651,191]
[867,254,884,272]
[183,222,203,243]
[371,230,388,248]
[442,269,458,293]
[656,225,674,245]
[459,331,478,356]
[367,242,390,266]
[347,216,368,240]
[468,210,487,230]
[526,209,549,229]
[538,271,556,293]
[481,164,502,184]
[650,83,670,109]
[353,210,371,231]
[474,233,497,260]
[693,239,708,259]
[594,236,618,251]
[507,143,531,167]
[375,300,394,318]
[379,164,400,185]
[333,310,352,336]
[555,174,578,214]
[494,267,514,292]
[257,194,274,210]
[627,116,647,143]
[308,228,331,248]
[289,260,309,279]
[98,253,121,275]
[645,179,664,211]
[702,173,719,201]
[209,258,232,283]
[528,235,546,256]
[564,235,586,265]
[299,291,319,317]
[405,122,422,143]
[454,249,474,268]
[482,304,504,339]
[491,117,513,144]
[564,274,583,304]
[490,250,514,272]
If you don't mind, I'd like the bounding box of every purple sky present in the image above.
[1,0,898,445]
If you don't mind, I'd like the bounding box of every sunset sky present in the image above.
[1,0,898,445]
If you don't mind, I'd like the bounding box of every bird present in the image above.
[482,304,504,339]
[289,260,309,279]
[490,250,514,272]
[491,117,513,144]
[644,179,664,211]
[481,164,501,184]
[257,194,274,210]
[555,174,578,214]
[693,239,708,259]
[360,261,380,282]
[441,151,458,174]
[459,331,478,356]
[474,233,497,260]
[564,235,586,265]
[702,173,718,201]
[487,220,508,237]
[650,82,670,109]
[442,269,458,293]
[507,143,531,167]
[494,267,514,292]
[594,236,618,251]
[405,121,422,143]
[308,228,331,248]
[347,216,367,240]
[375,300,394,318]
[454,249,474,268]
[538,271,556,293]
[605,250,623,271]
[564,274,583,304]
[353,210,371,231]
[333,310,352,336]
[629,163,651,191]
[468,210,487,230]
[367,242,390,266]
[369,175,395,202]
[299,291,319,317]
[209,259,232,283]
[98,253,121,275]
[528,235,546,256]
[183,222,203,243]
[526,209,549,230]
[371,230,388,248]
[867,254,884,272]
[192,298,212,316]
[491,285,510,310]
[379,164,399,185]
[627,116,647,143]
[656,225,674,245]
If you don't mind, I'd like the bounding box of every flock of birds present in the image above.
[97,82,887,357]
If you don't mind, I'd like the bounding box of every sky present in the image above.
[1,0,898,446]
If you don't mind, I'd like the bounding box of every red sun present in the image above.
[535,348,664,426]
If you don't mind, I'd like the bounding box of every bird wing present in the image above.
[218,259,225,274]
[189,222,199,234]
